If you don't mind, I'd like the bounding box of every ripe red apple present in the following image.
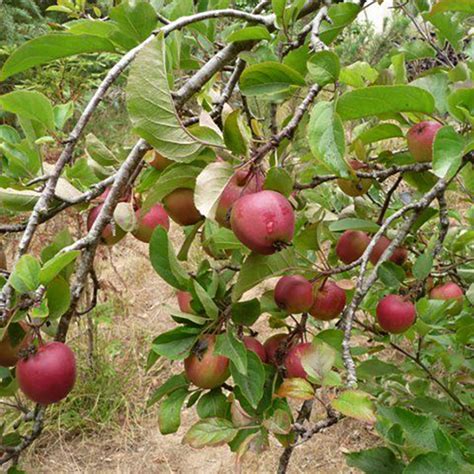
[284,342,313,379]
[149,150,173,171]
[243,336,267,363]
[309,280,346,321]
[337,160,372,197]
[335,230,370,264]
[17,342,76,404]
[430,282,464,315]
[87,203,126,246]
[162,188,203,226]
[184,335,230,389]
[274,275,313,314]
[376,294,416,334]
[0,323,31,368]
[132,203,170,243]
[369,236,408,266]
[215,169,263,228]
[407,121,442,163]
[230,190,295,255]
[176,290,194,313]
[263,333,288,365]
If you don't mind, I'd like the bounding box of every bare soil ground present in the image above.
[3,223,377,473]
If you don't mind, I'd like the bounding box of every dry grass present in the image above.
[1,221,378,473]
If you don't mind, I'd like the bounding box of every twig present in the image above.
[377,174,404,225]
[295,162,431,190]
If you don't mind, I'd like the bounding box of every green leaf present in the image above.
[328,218,380,233]
[346,447,404,474]
[230,351,265,409]
[193,280,219,320]
[377,262,406,289]
[340,61,379,88]
[183,418,238,448]
[263,167,293,197]
[0,91,55,130]
[9,255,41,293]
[301,340,337,385]
[404,453,464,473]
[357,124,403,145]
[432,126,465,179]
[400,40,436,61]
[332,390,376,423]
[223,110,251,157]
[276,378,314,400]
[0,34,117,80]
[46,276,71,319]
[232,248,299,302]
[215,330,248,376]
[0,188,40,212]
[336,86,435,121]
[53,102,74,130]
[307,101,349,178]
[356,359,401,379]
[152,326,201,361]
[263,409,292,435]
[158,388,189,435]
[85,133,118,167]
[227,26,271,43]
[196,389,229,419]
[126,34,202,161]
[320,3,361,45]
[411,74,449,116]
[147,373,189,407]
[109,0,157,46]
[447,88,474,123]
[239,62,306,97]
[149,226,190,290]
[430,0,474,14]
[231,299,261,326]
[377,406,439,452]
[194,161,234,219]
[143,164,202,210]
[307,51,340,86]
[413,252,434,280]
[39,251,79,285]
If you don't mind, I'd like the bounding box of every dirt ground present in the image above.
[2,222,377,473]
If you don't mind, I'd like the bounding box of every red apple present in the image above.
[0,322,31,368]
[376,294,416,334]
[132,203,170,243]
[309,280,346,321]
[337,160,372,197]
[230,190,295,255]
[149,150,173,171]
[215,169,263,228]
[243,336,267,363]
[274,275,313,314]
[176,290,194,314]
[17,342,76,404]
[335,230,370,264]
[184,335,230,389]
[263,333,288,365]
[284,342,313,379]
[430,282,464,315]
[369,236,408,266]
[163,188,203,226]
[407,121,442,163]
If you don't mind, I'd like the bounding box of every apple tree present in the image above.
[1,0,473,472]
